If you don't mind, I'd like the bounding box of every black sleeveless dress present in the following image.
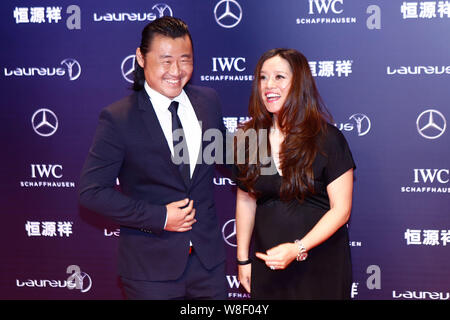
[234,124,356,299]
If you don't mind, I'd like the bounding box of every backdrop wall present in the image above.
[1,0,449,300]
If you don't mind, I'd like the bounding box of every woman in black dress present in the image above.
[234,48,355,299]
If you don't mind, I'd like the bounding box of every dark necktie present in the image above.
[168,101,190,186]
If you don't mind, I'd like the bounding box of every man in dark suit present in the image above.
[79,17,227,299]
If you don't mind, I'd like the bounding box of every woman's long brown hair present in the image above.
[235,48,332,202]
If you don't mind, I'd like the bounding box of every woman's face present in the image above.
[259,55,293,116]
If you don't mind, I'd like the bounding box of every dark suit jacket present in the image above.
[79,84,227,281]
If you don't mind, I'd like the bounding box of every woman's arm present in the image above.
[255,168,354,270]
[235,188,257,292]
[300,168,354,251]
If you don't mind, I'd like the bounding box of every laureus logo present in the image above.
[66,265,92,293]
[60,58,81,80]
[152,3,173,17]
[349,113,371,136]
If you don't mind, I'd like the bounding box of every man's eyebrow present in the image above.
[159,53,192,59]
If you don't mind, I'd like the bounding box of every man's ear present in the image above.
[136,47,145,68]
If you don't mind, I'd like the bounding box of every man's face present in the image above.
[136,34,193,99]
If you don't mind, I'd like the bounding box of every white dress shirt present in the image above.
[144,82,202,235]
[144,82,201,178]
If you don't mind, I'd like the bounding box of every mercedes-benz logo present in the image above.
[121,55,136,83]
[31,108,58,137]
[349,113,371,136]
[152,3,173,17]
[60,58,81,81]
[222,219,237,247]
[416,109,446,140]
[214,0,242,29]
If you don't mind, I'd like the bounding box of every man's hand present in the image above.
[164,198,196,232]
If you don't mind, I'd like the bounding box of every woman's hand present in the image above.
[255,242,298,270]
[238,263,252,293]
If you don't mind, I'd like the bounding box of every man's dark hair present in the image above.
[133,16,193,91]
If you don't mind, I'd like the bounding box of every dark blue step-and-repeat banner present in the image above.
[0,1,449,300]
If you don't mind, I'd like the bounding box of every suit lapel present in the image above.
[137,86,213,190]
[184,86,209,187]
[137,90,185,186]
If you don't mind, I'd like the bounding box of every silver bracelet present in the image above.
[294,239,308,261]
